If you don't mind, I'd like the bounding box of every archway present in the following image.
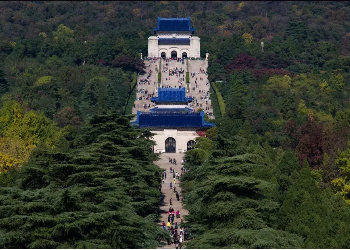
[165,137,176,153]
[161,52,166,58]
[182,52,187,59]
[171,50,177,59]
[187,140,196,151]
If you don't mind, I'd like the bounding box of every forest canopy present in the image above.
[1,1,350,248]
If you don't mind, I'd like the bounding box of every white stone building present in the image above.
[148,17,200,59]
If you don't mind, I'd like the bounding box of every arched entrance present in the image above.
[171,51,177,59]
[187,140,196,151]
[165,137,176,153]
[161,52,166,58]
[182,52,187,58]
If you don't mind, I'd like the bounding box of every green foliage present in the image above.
[0,113,168,248]
[182,135,350,248]
[0,66,8,97]
[186,72,189,83]
[210,81,225,117]
[124,72,138,115]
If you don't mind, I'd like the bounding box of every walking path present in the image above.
[132,58,214,120]
[156,153,189,249]
[131,57,213,248]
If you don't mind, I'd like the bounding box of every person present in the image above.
[170,182,173,189]
[173,178,176,185]
[166,221,171,229]
[176,191,180,201]
[176,209,180,218]
[174,222,178,229]
[170,198,173,205]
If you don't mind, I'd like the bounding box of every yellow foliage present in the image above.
[237,2,246,11]
[265,75,291,93]
[234,20,243,28]
[242,33,253,44]
[314,111,334,123]
[319,80,333,94]
[133,8,141,18]
[332,147,350,203]
[0,137,33,162]
[0,100,23,131]
[10,42,16,48]
[39,32,47,39]
[35,76,53,86]
[0,152,23,173]
[298,99,309,116]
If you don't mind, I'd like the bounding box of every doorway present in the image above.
[161,52,166,58]
[187,140,196,151]
[165,137,176,153]
[171,51,177,59]
[182,52,187,59]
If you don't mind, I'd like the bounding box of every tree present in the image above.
[0,66,8,96]
[0,113,169,248]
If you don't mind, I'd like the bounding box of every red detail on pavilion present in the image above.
[196,130,206,137]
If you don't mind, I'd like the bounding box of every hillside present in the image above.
[1,1,350,248]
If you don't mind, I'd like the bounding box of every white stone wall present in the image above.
[151,129,199,153]
[189,36,200,58]
[148,36,159,58]
[148,36,201,58]
[158,45,190,58]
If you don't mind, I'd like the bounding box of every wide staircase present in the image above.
[132,57,212,248]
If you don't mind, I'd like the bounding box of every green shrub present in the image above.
[186,72,189,83]
[124,72,137,115]
[210,81,225,117]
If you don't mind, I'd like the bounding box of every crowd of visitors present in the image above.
[159,157,191,249]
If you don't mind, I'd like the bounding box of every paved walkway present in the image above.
[132,58,214,120]
[156,153,188,249]
[131,57,213,248]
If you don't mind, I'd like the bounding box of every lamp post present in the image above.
[139,49,142,60]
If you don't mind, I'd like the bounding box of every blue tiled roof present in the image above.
[158,38,190,45]
[151,88,192,103]
[132,111,215,128]
[154,17,195,32]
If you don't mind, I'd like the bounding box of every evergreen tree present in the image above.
[0,114,169,248]
[0,66,8,96]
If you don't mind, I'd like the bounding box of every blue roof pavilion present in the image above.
[153,17,195,33]
[132,110,215,129]
[151,88,192,104]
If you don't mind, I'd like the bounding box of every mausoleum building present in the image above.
[148,17,201,58]
[132,88,214,153]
